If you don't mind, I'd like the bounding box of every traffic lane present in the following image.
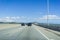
[0,25,50,40]
[17,26,48,40]
[30,26,48,40]
[0,26,27,40]
[15,26,29,40]
[33,25,60,40]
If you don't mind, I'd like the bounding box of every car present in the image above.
[27,23,32,26]
[21,23,25,26]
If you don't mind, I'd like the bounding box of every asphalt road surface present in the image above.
[0,24,60,40]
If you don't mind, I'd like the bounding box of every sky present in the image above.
[0,0,60,24]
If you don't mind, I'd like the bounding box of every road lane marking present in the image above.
[50,39,54,40]
[34,27,50,40]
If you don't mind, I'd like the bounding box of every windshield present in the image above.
[0,0,60,40]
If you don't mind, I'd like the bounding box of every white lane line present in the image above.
[34,27,50,40]
[32,25,55,40]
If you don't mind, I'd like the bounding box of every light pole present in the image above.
[47,0,49,25]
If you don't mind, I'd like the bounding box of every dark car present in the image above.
[21,23,25,26]
[27,23,32,26]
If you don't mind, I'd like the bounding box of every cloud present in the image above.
[0,15,60,22]
[33,15,60,23]
[35,15,60,20]
[0,16,31,22]
[0,16,26,22]
[0,17,14,22]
